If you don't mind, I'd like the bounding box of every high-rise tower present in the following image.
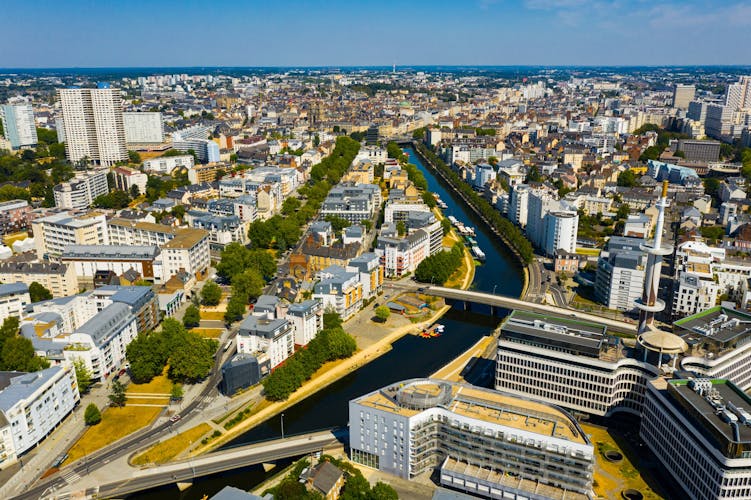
[636,180,672,332]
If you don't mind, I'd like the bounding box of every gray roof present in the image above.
[238,315,290,339]
[74,302,135,347]
[287,299,320,316]
[311,461,343,495]
[0,282,28,297]
[94,285,155,311]
[62,245,159,261]
[210,486,271,500]
[254,295,279,313]
[0,366,65,412]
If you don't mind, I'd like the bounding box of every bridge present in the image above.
[389,283,638,335]
[36,429,344,500]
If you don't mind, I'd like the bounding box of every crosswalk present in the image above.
[60,469,81,484]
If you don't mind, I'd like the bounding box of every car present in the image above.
[118,368,127,376]
[170,414,181,423]
[417,287,425,292]
[113,375,120,381]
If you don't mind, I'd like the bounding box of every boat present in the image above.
[420,324,445,338]
[448,215,458,225]
[471,246,486,261]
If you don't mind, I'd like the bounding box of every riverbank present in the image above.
[410,140,529,294]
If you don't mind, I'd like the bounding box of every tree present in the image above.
[74,359,93,394]
[183,304,200,328]
[323,311,342,330]
[369,482,399,500]
[84,403,101,426]
[421,191,437,208]
[526,166,542,183]
[313,134,320,147]
[128,150,142,164]
[225,295,247,323]
[441,217,451,235]
[396,221,406,236]
[324,215,351,232]
[201,281,222,306]
[171,383,184,401]
[168,333,217,383]
[232,269,265,302]
[93,190,131,209]
[0,316,19,354]
[616,204,630,220]
[126,333,167,383]
[374,305,390,322]
[109,379,127,407]
[28,281,52,303]
[617,170,638,187]
[1,336,48,372]
[129,184,141,198]
[639,145,663,161]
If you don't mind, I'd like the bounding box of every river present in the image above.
[129,144,524,499]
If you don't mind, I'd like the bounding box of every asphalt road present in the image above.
[16,333,237,500]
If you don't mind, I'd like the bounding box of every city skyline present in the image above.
[2,0,751,68]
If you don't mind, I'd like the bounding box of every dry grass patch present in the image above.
[199,310,225,321]
[125,397,170,406]
[64,406,162,465]
[131,423,212,465]
[190,327,224,338]
[127,370,172,395]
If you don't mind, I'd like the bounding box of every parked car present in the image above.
[170,414,181,423]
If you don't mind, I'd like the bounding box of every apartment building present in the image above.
[0,102,37,150]
[320,184,381,224]
[0,261,77,298]
[375,229,430,278]
[57,84,128,166]
[0,283,29,319]
[0,365,79,468]
[159,228,210,281]
[0,199,32,235]
[61,244,161,285]
[142,154,194,174]
[113,166,147,195]
[313,266,363,321]
[595,236,646,312]
[236,315,294,370]
[65,302,138,380]
[285,300,323,347]
[32,212,109,261]
[495,311,659,416]
[346,252,384,300]
[123,111,163,144]
[107,218,180,247]
[641,378,751,500]
[53,169,109,210]
[543,210,578,256]
[350,379,594,500]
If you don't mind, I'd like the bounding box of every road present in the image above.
[386,283,637,334]
[46,430,344,499]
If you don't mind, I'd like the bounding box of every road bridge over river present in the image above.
[388,283,638,335]
[33,429,344,500]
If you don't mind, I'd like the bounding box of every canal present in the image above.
[129,145,525,499]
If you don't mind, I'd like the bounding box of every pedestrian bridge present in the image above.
[391,284,638,335]
[47,429,345,499]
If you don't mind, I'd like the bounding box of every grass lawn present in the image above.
[65,406,162,465]
[199,310,225,321]
[582,423,664,500]
[190,327,224,338]
[127,371,172,395]
[131,423,212,465]
[576,247,601,256]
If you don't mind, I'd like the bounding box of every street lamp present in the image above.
[492,284,497,295]
[281,413,285,439]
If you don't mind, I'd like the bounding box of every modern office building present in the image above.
[56,84,128,166]
[53,169,109,210]
[495,311,660,416]
[32,212,109,261]
[641,377,751,500]
[675,306,751,391]
[1,102,37,150]
[123,111,164,144]
[676,139,721,163]
[142,154,195,174]
[350,378,594,500]
[672,84,696,109]
[595,236,646,312]
[0,365,79,467]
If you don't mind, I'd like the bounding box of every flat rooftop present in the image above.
[162,228,208,249]
[441,457,588,500]
[357,379,586,445]
[500,310,609,358]
[674,306,751,344]
[665,378,751,457]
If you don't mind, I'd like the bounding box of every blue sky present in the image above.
[1,0,749,67]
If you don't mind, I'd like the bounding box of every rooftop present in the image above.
[0,366,65,412]
[61,245,159,260]
[356,379,587,445]
[674,306,751,345]
[162,228,208,249]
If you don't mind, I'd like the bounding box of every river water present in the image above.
[129,145,524,499]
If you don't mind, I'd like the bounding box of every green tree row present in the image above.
[126,318,218,384]
[262,323,356,401]
[415,142,534,263]
[415,243,464,284]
